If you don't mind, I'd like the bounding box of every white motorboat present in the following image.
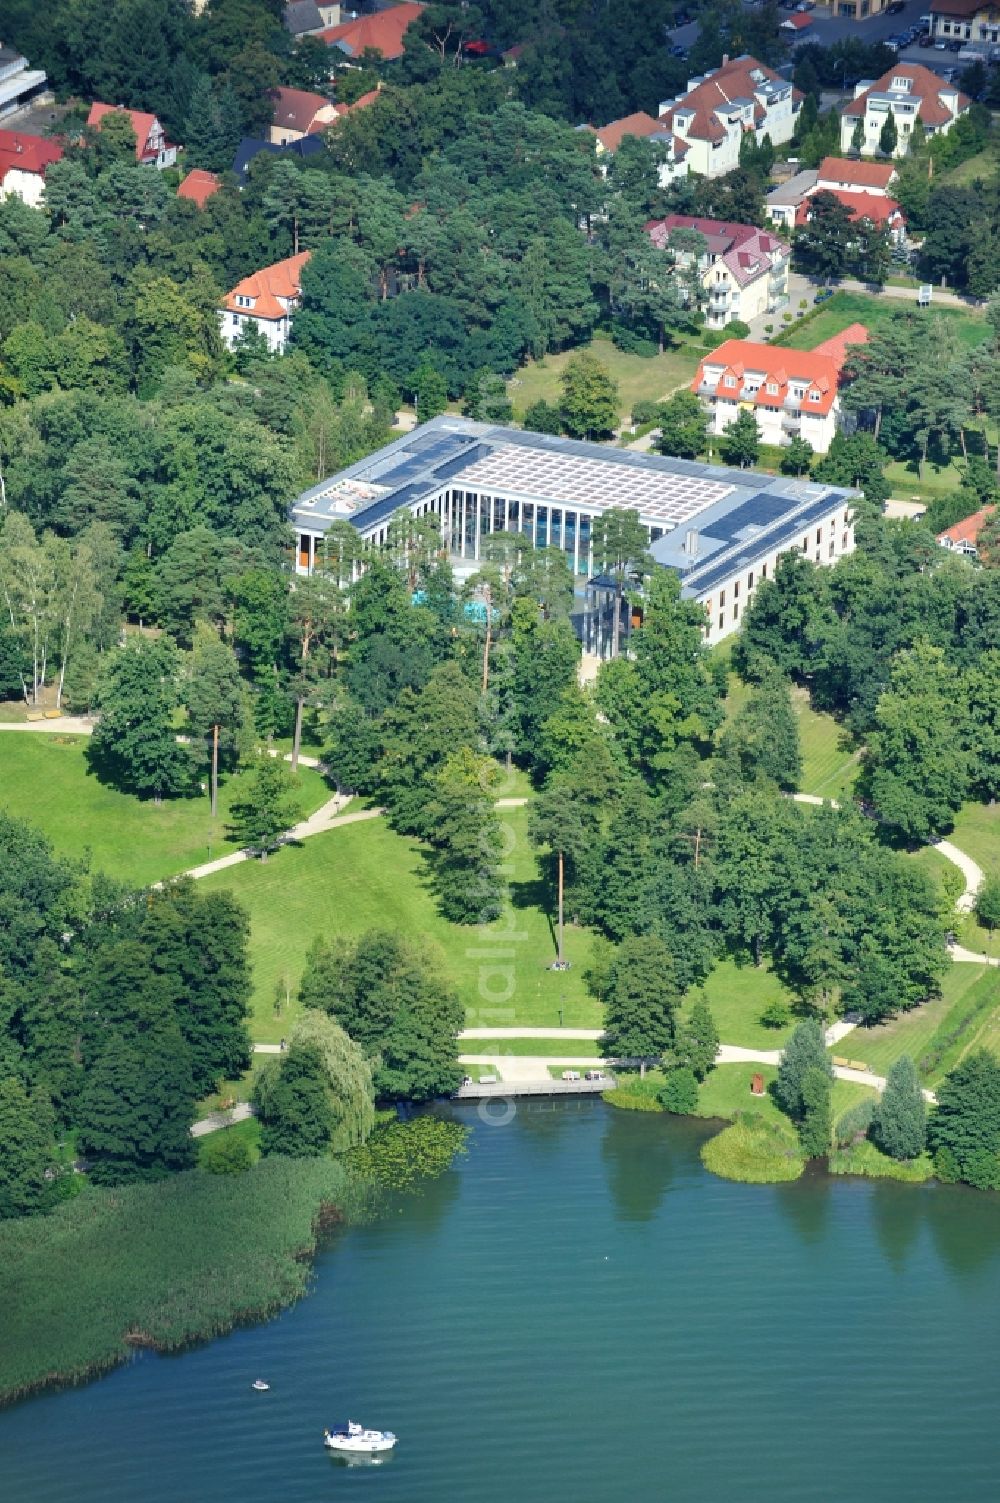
[323,1421,397,1455]
[251,1380,270,1392]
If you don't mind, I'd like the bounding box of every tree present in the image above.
[199,1130,253,1175]
[871,1055,926,1160]
[794,190,854,281]
[851,116,865,155]
[559,351,619,439]
[413,363,448,421]
[0,1077,56,1219]
[185,623,248,817]
[659,1067,699,1114]
[774,1019,832,1119]
[254,1042,335,1158]
[299,930,463,1101]
[780,436,814,477]
[879,110,898,158]
[718,408,760,469]
[592,507,650,658]
[76,1014,196,1184]
[429,748,505,924]
[860,640,970,842]
[226,756,302,858]
[88,636,192,801]
[655,390,709,460]
[529,770,605,965]
[523,399,563,434]
[603,934,683,1065]
[670,995,719,1080]
[976,873,1000,933]
[799,1065,832,1157]
[928,1048,1000,1188]
[718,663,802,791]
[255,1009,375,1157]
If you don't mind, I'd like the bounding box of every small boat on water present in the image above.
[324,1421,397,1455]
[251,1380,270,1392]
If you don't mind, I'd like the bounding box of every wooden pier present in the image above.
[455,1076,616,1100]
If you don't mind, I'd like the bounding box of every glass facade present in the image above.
[438,490,601,576]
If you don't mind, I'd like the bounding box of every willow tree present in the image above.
[255,1009,375,1154]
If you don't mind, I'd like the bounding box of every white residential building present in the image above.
[591,112,690,186]
[219,250,311,353]
[840,64,969,155]
[646,214,789,330]
[691,330,869,455]
[657,54,801,180]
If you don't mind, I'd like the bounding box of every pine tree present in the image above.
[871,1054,926,1160]
[775,1019,832,1119]
[879,111,898,157]
[183,73,223,172]
[799,1066,832,1157]
[670,996,719,1080]
[851,116,865,155]
[603,934,683,1063]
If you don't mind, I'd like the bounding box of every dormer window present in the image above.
[766,381,778,394]
[808,390,821,403]
[891,76,912,91]
[724,374,736,388]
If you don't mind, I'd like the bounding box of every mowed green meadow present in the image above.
[0,734,329,890]
[200,804,603,1041]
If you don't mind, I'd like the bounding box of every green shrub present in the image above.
[701,1111,805,1183]
[347,1115,468,1190]
[199,1130,255,1175]
[659,1067,699,1114]
[761,998,790,1030]
[631,399,664,426]
[829,1140,934,1182]
[834,1098,875,1148]
[606,1087,663,1111]
[725,318,751,339]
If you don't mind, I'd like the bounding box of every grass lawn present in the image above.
[792,688,859,801]
[884,457,966,504]
[462,1037,601,1058]
[696,1062,873,1123]
[199,805,603,1041]
[950,801,1000,879]
[774,291,988,354]
[939,141,1000,187]
[510,332,705,426]
[0,735,329,889]
[838,963,993,1083]
[688,958,797,1049]
[196,1115,261,1167]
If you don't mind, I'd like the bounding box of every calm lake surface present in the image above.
[4,1100,1000,1502]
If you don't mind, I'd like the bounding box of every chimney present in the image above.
[685,529,699,559]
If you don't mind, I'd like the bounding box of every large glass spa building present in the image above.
[290,417,857,647]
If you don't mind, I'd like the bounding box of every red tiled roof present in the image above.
[817,155,896,191]
[222,250,311,321]
[659,54,799,144]
[930,0,985,16]
[0,128,63,182]
[271,85,331,134]
[938,505,996,546]
[692,338,841,416]
[796,190,905,227]
[841,64,969,123]
[177,168,221,208]
[811,323,869,371]
[321,2,424,59]
[781,13,813,27]
[87,101,165,161]
[646,214,788,287]
[595,111,664,152]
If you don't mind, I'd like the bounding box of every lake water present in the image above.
[4,1100,1000,1502]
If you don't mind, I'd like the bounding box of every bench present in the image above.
[832,1056,849,1068]
[25,711,44,722]
[848,1060,870,1073]
[44,709,62,720]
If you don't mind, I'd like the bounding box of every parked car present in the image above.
[990,43,1000,59]
[562,1070,581,1081]
[947,37,964,49]
[933,36,948,47]
[918,31,933,45]
[670,43,688,56]
[814,288,834,304]
[584,1070,606,1082]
